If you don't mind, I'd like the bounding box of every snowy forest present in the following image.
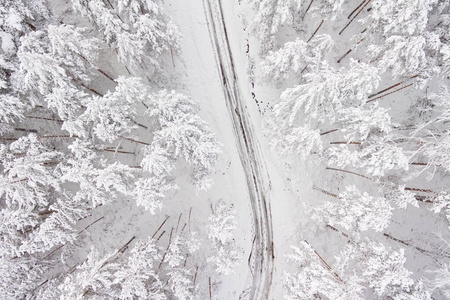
[0,0,450,299]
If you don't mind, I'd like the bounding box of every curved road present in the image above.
[203,0,274,299]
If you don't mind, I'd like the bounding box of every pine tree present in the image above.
[338,103,393,143]
[61,140,136,208]
[282,242,364,300]
[246,0,305,53]
[314,185,393,232]
[75,76,145,142]
[207,200,242,275]
[261,34,334,84]
[114,238,165,299]
[274,60,380,127]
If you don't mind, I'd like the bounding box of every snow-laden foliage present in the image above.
[314,185,393,232]
[73,76,144,142]
[71,0,181,72]
[430,190,450,227]
[284,239,431,299]
[282,242,364,300]
[208,200,242,275]
[61,140,136,208]
[384,185,419,209]
[326,139,410,178]
[262,34,334,84]
[145,90,221,192]
[16,25,99,119]
[338,103,393,142]
[246,0,305,53]
[114,238,165,299]
[428,264,450,298]
[274,60,380,126]
[272,125,323,159]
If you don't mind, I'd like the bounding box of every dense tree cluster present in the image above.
[0,0,226,298]
[246,0,450,298]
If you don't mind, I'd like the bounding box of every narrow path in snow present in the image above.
[203,0,275,298]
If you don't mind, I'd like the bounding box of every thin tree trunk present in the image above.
[320,128,339,136]
[39,135,78,139]
[368,81,405,99]
[304,240,343,282]
[0,137,18,141]
[103,148,135,155]
[209,277,212,300]
[302,0,316,20]
[384,233,450,258]
[129,117,147,129]
[27,115,64,123]
[366,83,413,103]
[151,216,170,239]
[79,82,103,97]
[348,0,367,19]
[9,178,29,184]
[312,185,338,198]
[326,167,373,180]
[337,38,365,64]
[118,236,136,254]
[176,213,183,232]
[96,68,115,82]
[156,230,166,243]
[404,187,435,194]
[339,0,371,35]
[14,127,38,133]
[78,216,105,234]
[118,135,150,146]
[326,224,350,239]
[307,19,324,43]
[330,141,362,145]
[188,207,193,233]
[337,49,352,63]
[193,266,199,286]
[157,228,174,270]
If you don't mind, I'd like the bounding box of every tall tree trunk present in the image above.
[307,19,324,43]
[339,0,371,35]
[366,83,413,103]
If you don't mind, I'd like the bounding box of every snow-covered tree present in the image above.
[145,90,221,191]
[428,264,450,298]
[134,176,178,214]
[314,185,393,232]
[274,60,380,127]
[430,189,450,226]
[16,27,97,120]
[208,200,242,275]
[384,184,419,209]
[261,34,334,84]
[0,255,47,299]
[359,239,431,299]
[0,134,60,211]
[58,247,118,299]
[271,125,323,160]
[74,76,145,142]
[326,139,409,178]
[114,238,165,299]
[71,0,181,72]
[0,94,25,123]
[61,140,136,208]
[246,0,305,53]
[282,242,364,300]
[338,103,393,142]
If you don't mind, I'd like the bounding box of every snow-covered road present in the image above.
[203,0,275,298]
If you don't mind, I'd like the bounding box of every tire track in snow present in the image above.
[203,0,274,299]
